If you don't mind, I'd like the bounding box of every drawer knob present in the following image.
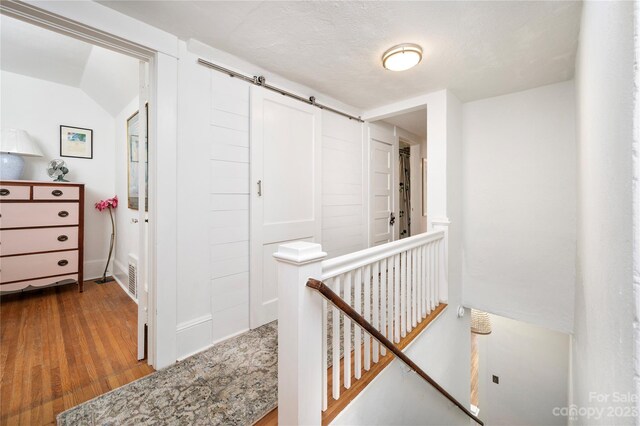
[0,189,10,196]
[58,211,69,218]
[58,235,69,242]
[52,189,63,197]
[58,259,69,266]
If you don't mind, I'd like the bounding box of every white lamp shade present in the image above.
[0,128,43,157]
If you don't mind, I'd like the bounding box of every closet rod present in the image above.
[197,58,364,123]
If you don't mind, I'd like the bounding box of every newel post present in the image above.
[432,219,450,303]
[273,242,327,426]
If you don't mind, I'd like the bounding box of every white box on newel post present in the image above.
[274,242,327,425]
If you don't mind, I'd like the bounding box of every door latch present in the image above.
[389,212,396,226]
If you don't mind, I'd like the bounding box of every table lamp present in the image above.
[0,128,43,180]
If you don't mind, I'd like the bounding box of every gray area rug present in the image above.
[57,322,278,426]
[57,290,378,425]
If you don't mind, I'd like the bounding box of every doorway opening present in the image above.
[0,12,153,423]
[369,107,427,246]
[399,141,412,239]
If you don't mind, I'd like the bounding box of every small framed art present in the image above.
[60,125,93,159]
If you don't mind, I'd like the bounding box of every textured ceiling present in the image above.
[99,1,581,108]
[0,15,139,116]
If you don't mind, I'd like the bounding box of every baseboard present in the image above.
[176,314,213,360]
[113,276,138,304]
[176,325,250,362]
[83,259,114,281]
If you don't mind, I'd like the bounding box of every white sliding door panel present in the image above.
[250,87,321,328]
[369,126,398,246]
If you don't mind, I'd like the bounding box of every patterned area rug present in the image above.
[57,322,278,426]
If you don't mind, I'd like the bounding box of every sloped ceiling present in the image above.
[0,15,138,117]
[99,1,582,109]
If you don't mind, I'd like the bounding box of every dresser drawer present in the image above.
[33,185,79,200]
[0,184,30,200]
[0,227,79,256]
[0,202,79,228]
[1,274,78,292]
[0,250,78,283]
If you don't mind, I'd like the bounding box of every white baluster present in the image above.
[394,253,400,343]
[422,243,427,318]
[343,271,351,389]
[434,241,440,308]
[354,267,362,379]
[372,261,380,363]
[425,243,431,315]
[380,258,387,356]
[322,297,328,411]
[364,263,371,370]
[406,250,412,332]
[431,242,436,310]
[400,251,407,338]
[332,275,340,400]
[417,245,422,320]
[387,255,394,345]
[412,248,417,328]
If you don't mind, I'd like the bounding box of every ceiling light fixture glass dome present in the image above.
[382,43,423,71]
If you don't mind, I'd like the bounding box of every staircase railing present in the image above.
[307,277,484,426]
[274,226,470,425]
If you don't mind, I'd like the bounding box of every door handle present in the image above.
[389,212,396,226]
[257,180,262,197]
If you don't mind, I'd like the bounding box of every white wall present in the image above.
[478,314,569,426]
[174,40,368,359]
[462,81,577,333]
[1,70,116,279]
[571,2,636,424]
[113,96,140,290]
[332,310,472,426]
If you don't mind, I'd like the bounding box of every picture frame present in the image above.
[127,104,149,211]
[422,158,428,217]
[60,125,93,159]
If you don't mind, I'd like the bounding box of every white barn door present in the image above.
[369,125,398,246]
[250,87,322,328]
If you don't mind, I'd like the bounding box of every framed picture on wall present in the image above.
[127,104,149,211]
[422,158,428,217]
[60,125,93,159]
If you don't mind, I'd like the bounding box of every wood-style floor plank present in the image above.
[0,280,154,425]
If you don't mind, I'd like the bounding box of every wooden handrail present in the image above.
[307,278,484,426]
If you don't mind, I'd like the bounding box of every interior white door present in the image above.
[369,126,398,246]
[250,87,322,329]
[136,61,149,360]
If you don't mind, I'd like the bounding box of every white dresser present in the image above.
[0,180,85,293]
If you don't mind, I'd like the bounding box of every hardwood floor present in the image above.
[0,280,154,425]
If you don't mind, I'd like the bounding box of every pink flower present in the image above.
[95,196,119,212]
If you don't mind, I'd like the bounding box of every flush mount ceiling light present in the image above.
[382,43,423,71]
